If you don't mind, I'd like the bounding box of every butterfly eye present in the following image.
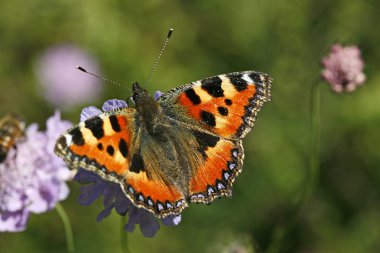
[133,92,140,102]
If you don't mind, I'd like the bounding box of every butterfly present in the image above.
[55,71,272,218]
[0,114,25,163]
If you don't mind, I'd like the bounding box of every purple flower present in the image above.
[0,112,73,232]
[35,44,103,108]
[321,44,366,93]
[75,96,181,238]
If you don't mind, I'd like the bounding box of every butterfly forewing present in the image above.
[158,71,272,139]
[55,108,187,217]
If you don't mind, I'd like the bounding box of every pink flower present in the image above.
[321,44,366,93]
[0,112,72,232]
[35,44,103,108]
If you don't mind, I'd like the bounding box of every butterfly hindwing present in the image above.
[122,166,187,216]
[188,132,244,203]
[159,71,272,139]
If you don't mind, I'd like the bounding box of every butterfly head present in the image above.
[132,82,151,105]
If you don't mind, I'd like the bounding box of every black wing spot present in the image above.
[109,115,121,132]
[97,143,103,150]
[201,76,224,97]
[130,153,145,173]
[56,136,68,150]
[200,111,216,127]
[228,74,248,91]
[69,128,84,146]
[192,130,220,160]
[225,99,232,106]
[193,130,219,148]
[85,116,104,139]
[193,131,220,154]
[106,145,115,156]
[217,106,228,116]
[119,138,128,158]
[185,88,201,105]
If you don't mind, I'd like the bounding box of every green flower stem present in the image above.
[121,216,131,253]
[266,81,320,253]
[293,81,321,219]
[304,80,321,211]
[56,203,75,253]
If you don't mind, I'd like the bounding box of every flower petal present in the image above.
[102,182,119,207]
[35,44,102,108]
[161,214,182,226]
[138,211,160,238]
[321,44,366,93]
[154,91,163,100]
[124,208,140,232]
[0,210,30,232]
[96,203,115,222]
[74,169,103,184]
[78,183,106,206]
[114,193,133,216]
[0,111,72,232]
[81,106,102,121]
[102,99,128,112]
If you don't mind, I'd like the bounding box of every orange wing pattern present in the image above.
[55,109,187,218]
[65,112,133,176]
[188,137,244,203]
[159,71,272,139]
[121,170,187,217]
[158,71,271,204]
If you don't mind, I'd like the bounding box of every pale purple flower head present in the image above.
[321,44,366,93]
[0,112,72,232]
[75,95,181,238]
[35,44,103,107]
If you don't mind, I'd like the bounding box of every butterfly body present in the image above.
[55,71,272,217]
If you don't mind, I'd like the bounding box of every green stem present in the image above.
[305,80,321,211]
[120,216,131,253]
[56,203,75,253]
[266,81,321,253]
[293,81,321,219]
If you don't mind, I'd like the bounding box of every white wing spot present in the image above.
[64,134,73,145]
[242,73,254,84]
[217,182,225,190]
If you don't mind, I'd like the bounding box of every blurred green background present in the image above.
[1,0,380,252]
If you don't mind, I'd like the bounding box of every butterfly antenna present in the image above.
[146,28,173,85]
[76,66,129,90]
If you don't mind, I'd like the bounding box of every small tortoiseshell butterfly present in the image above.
[55,71,272,217]
[0,114,25,163]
